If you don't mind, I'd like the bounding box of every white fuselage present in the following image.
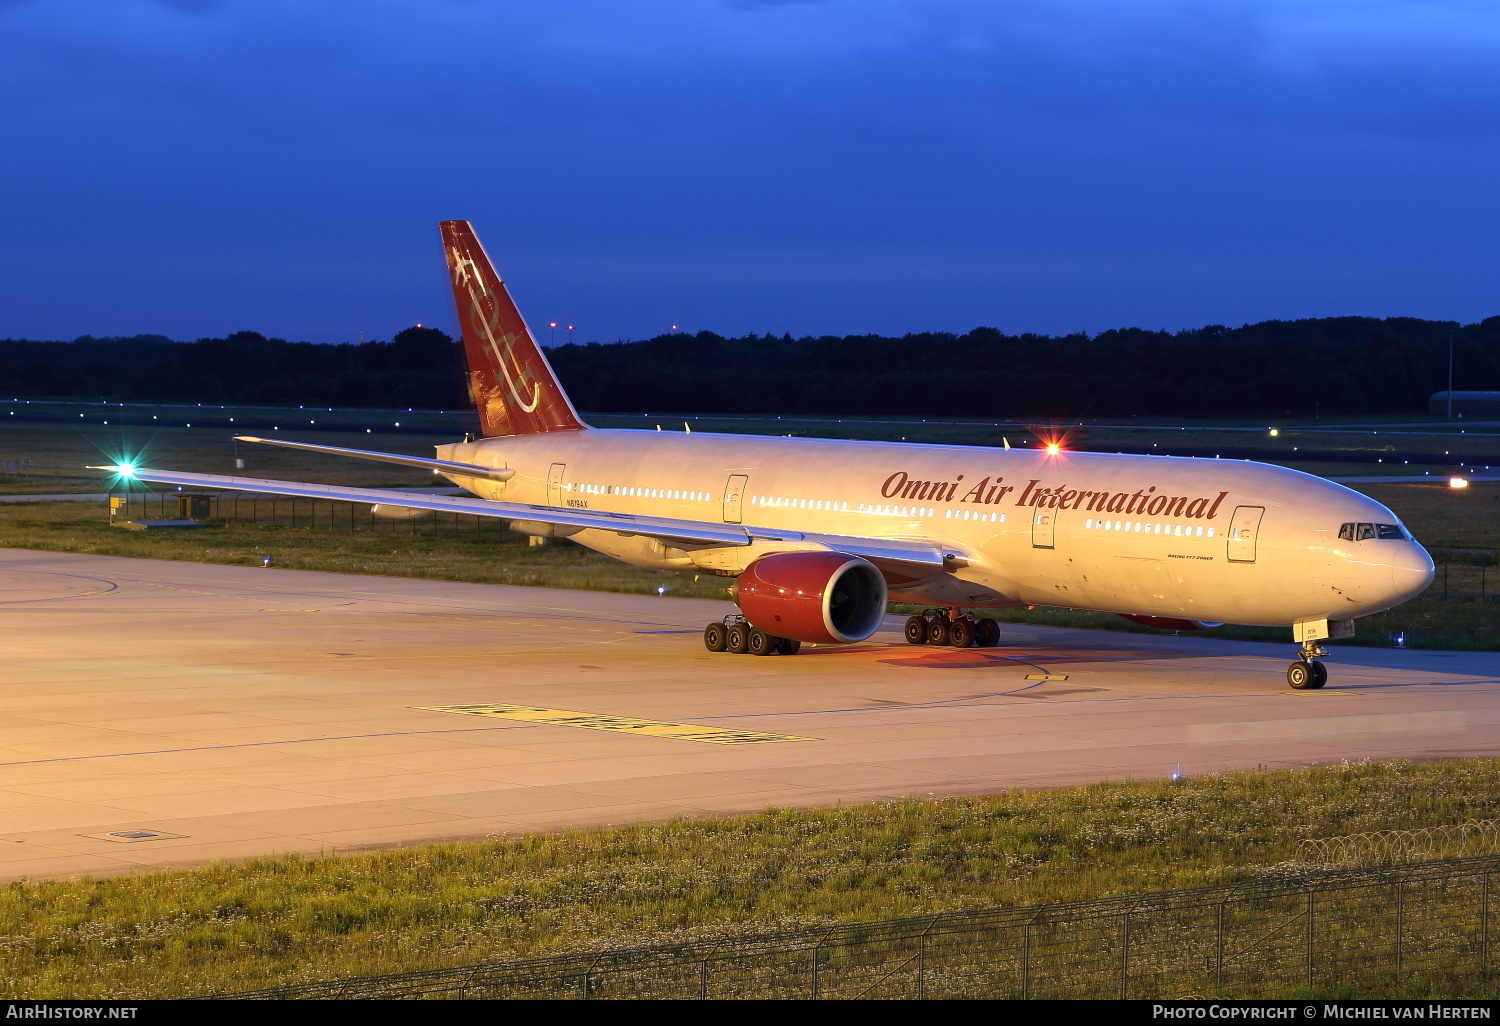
[435,428,1433,627]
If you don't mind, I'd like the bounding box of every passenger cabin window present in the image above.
[1339,522,1406,541]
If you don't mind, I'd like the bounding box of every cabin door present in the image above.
[546,463,566,506]
[1031,505,1055,548]
[1226,506,1264,562]
[722,475,748,523]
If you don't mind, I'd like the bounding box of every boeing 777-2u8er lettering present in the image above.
[103,221,1434,689]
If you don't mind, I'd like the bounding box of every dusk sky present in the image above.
[1,0,1497,344]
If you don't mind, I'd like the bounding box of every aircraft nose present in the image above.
[1389,542,1435,605]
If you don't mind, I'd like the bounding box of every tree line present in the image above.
[2,316,1497,417]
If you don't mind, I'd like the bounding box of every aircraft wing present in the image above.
[96,467,948,570]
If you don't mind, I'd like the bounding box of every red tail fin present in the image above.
[439,220,586,437]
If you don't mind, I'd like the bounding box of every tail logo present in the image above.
[438,220,586,437]
[449,248,541,415]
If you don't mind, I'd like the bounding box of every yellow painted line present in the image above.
[1024,674,1069,681]
[416,704,817,745]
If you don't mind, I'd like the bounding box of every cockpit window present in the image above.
[1339,522,1406,541]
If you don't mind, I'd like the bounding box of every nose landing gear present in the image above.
[1287,640,1329,690]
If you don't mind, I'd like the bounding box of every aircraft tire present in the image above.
[926,617,952,646]
[904,616,929,645]
[703,623,727,652]
[747,628,775,656]
[726,624,750,654]
[1287,662,1313,689]
[950,618,976,648]
[1308,660,1328,689]
[776,637,801,655]
[976,618,1001,647]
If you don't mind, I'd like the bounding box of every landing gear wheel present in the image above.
[975,618,1001,648]
[926,617,952,646]
[726,624,750,654]
[776,637,801,655]
[1287,662,1313,689]
[747,628,775,656]
[703,623,727,652]
[1308,660,1328,689]
[949,618,976,648]
[904,616,930,645]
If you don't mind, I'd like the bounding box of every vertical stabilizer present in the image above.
[439,220,587,437]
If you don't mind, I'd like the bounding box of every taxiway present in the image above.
[1,548,1497,881]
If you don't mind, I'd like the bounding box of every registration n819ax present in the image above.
[105,221,1434,689]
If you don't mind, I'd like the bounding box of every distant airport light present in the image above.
[1450,477,1469,488]
[1269,429,1279,437]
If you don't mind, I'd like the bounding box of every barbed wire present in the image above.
[1297,820,1500,868]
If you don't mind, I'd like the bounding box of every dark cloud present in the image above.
[150,0,225,12]
[0,0,1496,342]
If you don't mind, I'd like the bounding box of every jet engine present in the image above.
[369,503,430,520]
[1117,614,1224,630]
[732,551,888,644]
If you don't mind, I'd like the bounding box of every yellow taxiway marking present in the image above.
[416,704,817,745]
[1025,674,1070,681]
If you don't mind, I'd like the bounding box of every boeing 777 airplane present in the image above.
[102,221,1435,689]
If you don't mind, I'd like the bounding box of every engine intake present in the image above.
[732,552,888,644]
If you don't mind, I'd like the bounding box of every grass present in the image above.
[0,500,733,600]
[0,422,454,494]
[3,758,1500,997]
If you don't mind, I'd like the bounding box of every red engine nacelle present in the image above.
[1117,614,1224,630]
[732,551,888,644]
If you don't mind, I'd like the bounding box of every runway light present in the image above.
[1269,429,1279,437]
[1450,477,1469,488]
[1171,763,1182,781]
[1394,632,1406,648]
[1045,443,1061,455]
[261,556,272,567]
[656,585,667,595]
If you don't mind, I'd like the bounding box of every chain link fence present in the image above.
[106,490,502,538]
[219,854,1500,1000]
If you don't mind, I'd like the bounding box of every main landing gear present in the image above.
[904,609,1001,649]
[1287,640,1329,690]
[703,615,802,656]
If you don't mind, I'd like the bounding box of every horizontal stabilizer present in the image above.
[234,436,514,481]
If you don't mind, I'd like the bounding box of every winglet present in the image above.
[439,221,587,437]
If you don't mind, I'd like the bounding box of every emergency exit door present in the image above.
[546,463,566,506]
[722,475,748,523]
[1031,505,1055,548]
[1226,506,1264,562]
